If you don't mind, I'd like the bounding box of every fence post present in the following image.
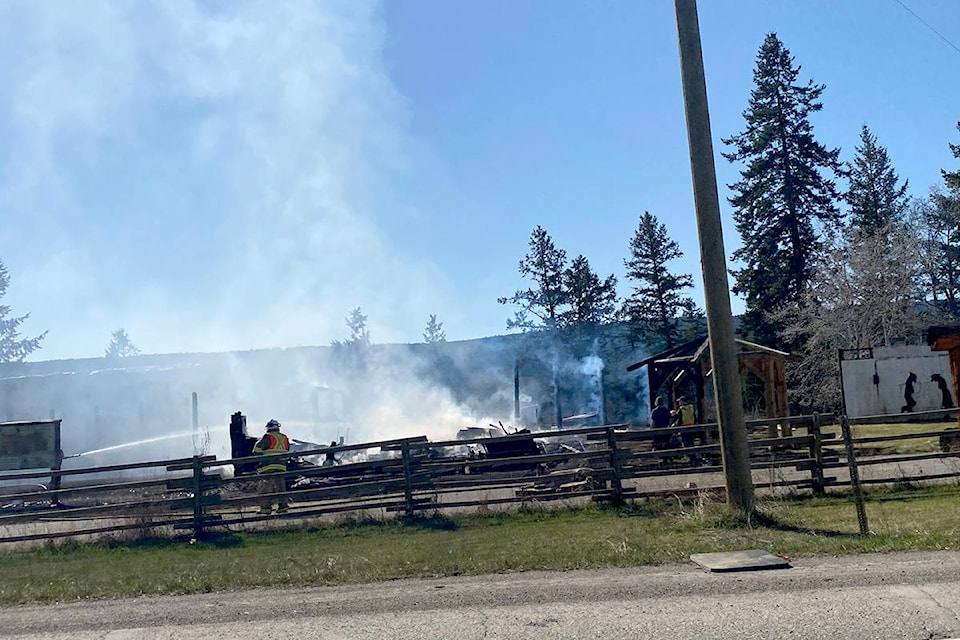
[839,414,869,535]
[606,427,624,505]
[191,455,205,539]
[809,414,825,497]
[401,440,415,518]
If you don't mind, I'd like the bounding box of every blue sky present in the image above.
[0,0,957,360]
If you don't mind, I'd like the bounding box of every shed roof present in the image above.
[626,335,789,372]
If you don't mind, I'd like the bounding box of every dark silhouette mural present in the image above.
[901,372,918,413]
[930,373,955,409]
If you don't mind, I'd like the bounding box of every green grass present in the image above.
[1,484,959,605]
[821,420,956,455]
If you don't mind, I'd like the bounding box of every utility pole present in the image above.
[674,0,754,513]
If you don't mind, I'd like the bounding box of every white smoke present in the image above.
[0,0,452,359]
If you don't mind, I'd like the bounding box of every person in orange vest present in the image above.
[252,419,290,514]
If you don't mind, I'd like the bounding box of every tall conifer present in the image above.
[930,122,960,318]
[846,125,908,236]
[622,212,696,349]
[723,33,844,345]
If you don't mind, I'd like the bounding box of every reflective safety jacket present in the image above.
[252,431,290,474]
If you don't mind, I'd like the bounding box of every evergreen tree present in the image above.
[560,255,618,330]
[621,212,697,349]
[722,33,844,345]
[105,328,140,359]
[498,226,573,429]
[846,125,909,236]
[943,121,960,193]
[332,307,371,371]
[929,122,960,319]
[497,226,568,331]
[0,260,46,363]
[423,314,447,344]
[906,195,958,320]
[345,307,370,348]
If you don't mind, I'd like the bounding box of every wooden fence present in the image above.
[1,410,958,545]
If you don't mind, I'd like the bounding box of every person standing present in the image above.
[252,419,290,515]
[675,399,699,465]
[651,397,672,429]
[322,441,340,467]
[651,397,674,460]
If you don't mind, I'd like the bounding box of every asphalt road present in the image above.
[3,550,960,639]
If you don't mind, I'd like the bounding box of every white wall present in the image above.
[840,345,953,417]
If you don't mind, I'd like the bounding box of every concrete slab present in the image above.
[690,549,791,572]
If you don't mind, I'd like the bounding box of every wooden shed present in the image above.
[627,336,789,424]
[926,326,960,424]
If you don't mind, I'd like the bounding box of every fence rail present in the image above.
[1,410,958,545]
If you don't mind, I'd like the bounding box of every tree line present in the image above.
[498,32,960,415]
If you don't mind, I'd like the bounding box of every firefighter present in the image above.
[322,441,340,467]
[252,419,290,514]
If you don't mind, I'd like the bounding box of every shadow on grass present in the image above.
[749,512,861,539]
[306,513,460,534]
[608,503,671,519]
[399,513,459,531]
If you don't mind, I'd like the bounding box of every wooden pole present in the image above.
[401,440,414,518]
[514,358,521,427]
[674,0,754,513]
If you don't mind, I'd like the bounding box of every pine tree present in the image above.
[0,260,47,363]
[332,307,371,372]
[930,122,960,318]
[105,328,140,359]
[497,226,573,429]
[943,121,960,194]
[559,254,618,353]
[846,125,908,236]
[621,212,697,349]
[423,314,447,344]
[497,226,568,331]
[345,307,370,347]
[722,33,844,345]
[560,255,618,329]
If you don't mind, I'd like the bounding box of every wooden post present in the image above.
[191,392,200,455]
[951,347,960,428]
[598,364,606,426]
[51,419,63,506]
[191,393,199,430]
[401,440,414,518]
[840,415,869,535]
[606,427,624,505]
[514,359,521,427]
[675,0,754,514]
[553,369,563,429]
[191,455,205,539]
[809,414,825,497]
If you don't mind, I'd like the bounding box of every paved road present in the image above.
[3,550,960,639]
